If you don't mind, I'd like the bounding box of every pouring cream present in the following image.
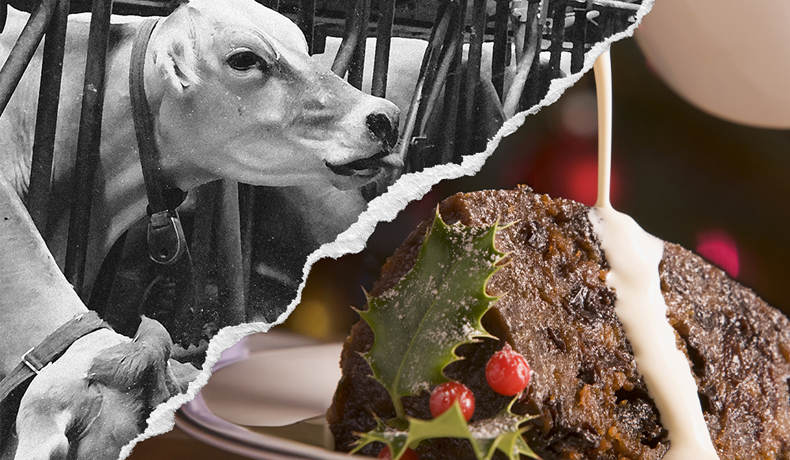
[587,50,719,459]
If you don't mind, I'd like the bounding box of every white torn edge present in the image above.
[122,0,654,456]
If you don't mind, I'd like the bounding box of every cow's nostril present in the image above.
[366,112,398,149]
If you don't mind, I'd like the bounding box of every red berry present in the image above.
[429,382,475,421]
[485,343,531,396]
[378,446,418,460]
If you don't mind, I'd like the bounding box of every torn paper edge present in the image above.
[122,0,655,456]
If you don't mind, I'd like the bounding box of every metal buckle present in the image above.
[22,347,43,374]
[147,209,187,265]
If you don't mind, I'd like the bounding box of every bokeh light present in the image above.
[695,229,740,278]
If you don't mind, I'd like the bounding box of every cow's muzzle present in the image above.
[325,148,392,177]
[326,147,403,198]
[366,112,398,149]
[326,110,400,178]
[325,107,401,192]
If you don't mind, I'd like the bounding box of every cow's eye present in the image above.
[227,51,267,72]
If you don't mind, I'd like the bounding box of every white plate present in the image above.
[176,333,364,459]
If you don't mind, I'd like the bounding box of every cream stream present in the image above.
[587,51,719,458]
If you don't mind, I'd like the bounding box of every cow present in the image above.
[0,0,400,300]
[0,0,399,457]
[0,172,199,460]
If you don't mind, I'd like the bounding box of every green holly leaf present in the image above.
[358,210,505,418]
[468,406,540,460]
[353,210,539,458]
[352,402,540,460]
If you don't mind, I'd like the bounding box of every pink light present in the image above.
[695,229,739,278]
[566,158,600,206]
[559,155,622,207]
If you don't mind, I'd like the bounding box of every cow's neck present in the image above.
[0,130,144,374]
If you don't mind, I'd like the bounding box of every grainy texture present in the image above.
[327,188,790,459]
[661,243,790,458]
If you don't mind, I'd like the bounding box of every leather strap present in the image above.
[129,17,189,265]
[128,17,197,341]
[0,312,108,404]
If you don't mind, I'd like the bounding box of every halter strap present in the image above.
[0,312,108,404]
[129,17,188,265]
[128,17,196,343]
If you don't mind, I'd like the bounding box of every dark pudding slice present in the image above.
[328,187,790,459]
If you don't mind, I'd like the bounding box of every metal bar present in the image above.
[502,1,540,117]
[547,2,566,74]
[64,0,114,296]
[298,0,316,54]
[330,0,365,78]
[371,0,395,98]
[112,0,172,9]
[491,0,509,101]
[398,1,451,172]
[347,0,369,89]
[238,183,255,322]
[428,0,463,167]
[602,5,618,40]
[570,8,586,73]
[590,0,640,11]
[190,182,217,321]
[412,1,453,132]
[418,13,461,138]
[539,0,550,33]
[457,0,487,161]
[110,0,173,15]
[434,9,463,167]
[0,0,58,117]
[216,180,245,326]
[27,0,70,236]
[563,0,641,9]
[166,238,196,345]
[400,1,451,124]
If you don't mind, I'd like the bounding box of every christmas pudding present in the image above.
[327,187,790,459]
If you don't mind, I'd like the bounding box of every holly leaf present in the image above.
[352,402,540,460]
[468,407,540,460]
[358,210,505,418]
[351,211,540,459]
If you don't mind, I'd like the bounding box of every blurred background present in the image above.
[280,35,790,341]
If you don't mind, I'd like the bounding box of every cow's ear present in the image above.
[151,5,209,93]
[87,317,175,406]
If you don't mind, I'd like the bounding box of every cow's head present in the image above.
[147,0,401,192]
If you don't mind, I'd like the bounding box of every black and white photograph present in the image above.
[4,0,789,458]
